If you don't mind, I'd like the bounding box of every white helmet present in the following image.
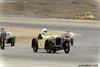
[1,27,5,32]
[42,28,48,35]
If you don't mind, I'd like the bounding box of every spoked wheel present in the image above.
[53,47,56,53]
[46,41,53,53]
[1,40,5,50]
[33,44,38,52]
[0,33,6,50]
[70,38,74,46]
[47,45,52,53]
[63,41,70,54]
[32,39,38,52]
[11,40,15,46]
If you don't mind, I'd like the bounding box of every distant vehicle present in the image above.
[0,32,16,50]
[31,32,74,54]
[75,12,96,20]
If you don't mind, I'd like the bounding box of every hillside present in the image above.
[0,0,100,19]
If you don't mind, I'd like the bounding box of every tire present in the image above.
[46,41,52,53]
[63,41,70,54]
[11,40,15,46]
[1,40,5,50]
[70,38,74,46]
[32,39,38,52]
[11,42,15,46]
[53,50,56,53]
[53,47,56,53]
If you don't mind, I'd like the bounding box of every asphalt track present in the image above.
[0,20,100,67]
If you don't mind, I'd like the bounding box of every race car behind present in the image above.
[0,31,16,50]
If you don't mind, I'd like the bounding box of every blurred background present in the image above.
[0,0,100,19]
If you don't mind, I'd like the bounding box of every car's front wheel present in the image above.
[63,41,70,54]
[52,47,56,53]
[46,40,53,53]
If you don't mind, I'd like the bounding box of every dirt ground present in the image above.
[0,0,100,19]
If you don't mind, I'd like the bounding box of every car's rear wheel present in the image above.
[11,40,15,46]
[63,41,70,54]
[32,39,38,52]
[70,38,74,46]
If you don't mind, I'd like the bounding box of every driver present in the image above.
[62,31,71,39]
[62,31,74,45]
[38,28,48,39]
[0,27,7,40]
[41,28,48,37]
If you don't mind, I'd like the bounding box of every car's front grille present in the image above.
[55,37,61,45]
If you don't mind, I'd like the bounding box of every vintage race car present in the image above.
[75,12,96,20]
[31,32,74,54]
[0,32,16,50]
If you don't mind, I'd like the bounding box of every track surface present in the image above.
[0,20,100,67]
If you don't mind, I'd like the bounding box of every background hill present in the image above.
[0,0,100,19]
